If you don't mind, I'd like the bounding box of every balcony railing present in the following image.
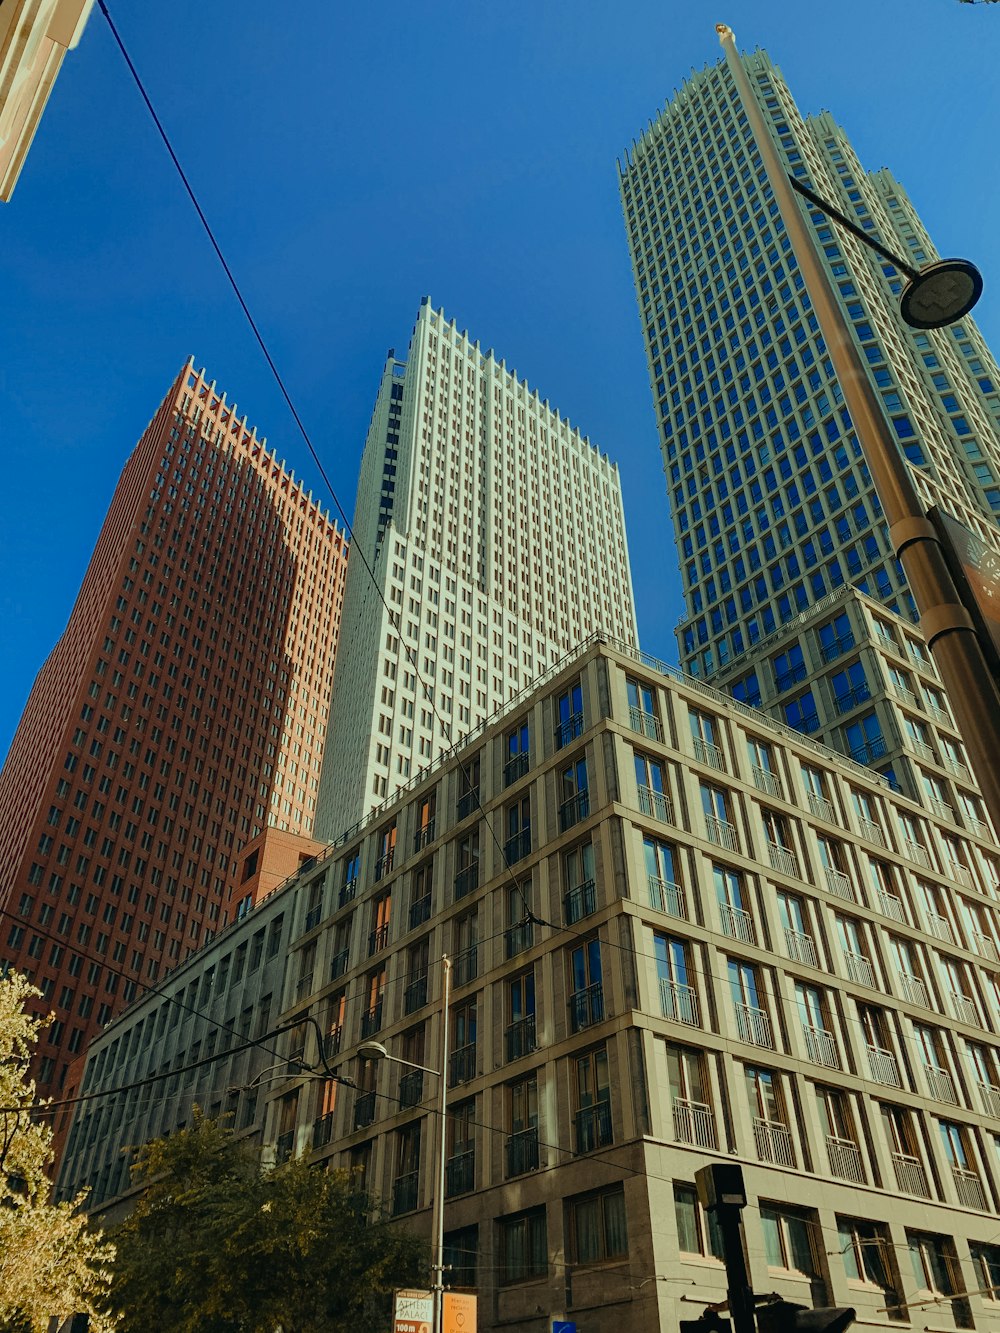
[505,919,534,958]
[564,879,597,924]
[313,1111,335,1150]
[827,1135,865,1184]
[867,1044,901,1086]
[897,971,930,1008]
[575,1100,613,1154]
[630,706,662,741]
[946,860,974,889]
[834,683,872,713]
[505,1014,537,1062]
[404,975,428,1014]
[972,932,1000,963]
[808,791,837,823]
[338,879,358,908]
[569,982,605,1033]
[768,841,798,877]
[392,1171,419,1216]
[721,903,756,945]
[824,865,855,900]
[821,631,855,662]
[925,911,955,945]
[950,991,979,1026]
[275,1130,295,1165]
[892,1152,931,1198]
[446,1150,475,1197]
[978,1081,1000,1118]
[942,754,970,780]
[330,947,349,981]
[649,875,686,919]
[409,893,432,930]
[923,1063,958,1105]
[504,829,532,863]
[368,923,390,956]
[638,785,673,823]
[660,978,700,1026]
[877,889,906,925]
[803,1024,840,1069]
[845,950,876,988]
[753,1117,795,1167]
[785,927,817,968]
[752,764,782,799]
[555,712,584,748]
[304,903,323,932]
[414,820,436,852]
[850,738,887,766]
[353,1090,376,1130]
[953,1166,988,1211]
[672,1097,717,1148]
[454,861,479,900]
[931,798,956,823]
[361,1000,384,1039]
[295,972,314,1001]
[693,737,726,771]
[374,847,395,881]
[453,945,478,988]
[399,1069,424,1109]
[903,838,931,869]
[706,813,739,852]
[449,1042,476,1086]
[735,1003,773,1048]
[559,791,590,832]
[506,1127,539,1177]
[456,788,480,821]
[503,752,530,786]
[856,815,886,846]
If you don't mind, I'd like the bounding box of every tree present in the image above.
[109,1110,428,1333]
[0,971,116,1333]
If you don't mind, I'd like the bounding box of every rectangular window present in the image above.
[674,1182,723,1259]
[566,1186,627,1264]
[499,1207,547,1284]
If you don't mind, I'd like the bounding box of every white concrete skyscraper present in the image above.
[316,299,637,836]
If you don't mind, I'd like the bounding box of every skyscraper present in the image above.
[618,48,1000,686]
[0,362,348,1087]
[316,299,637,837]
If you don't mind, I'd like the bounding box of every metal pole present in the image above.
[716,1207,756,1333]
[716,24,1000,834]
[432,955,451,1333]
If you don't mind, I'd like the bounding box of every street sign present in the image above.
[552,1322,577,1333]
[443,1291,477,1333]
[394,1289,434,1333]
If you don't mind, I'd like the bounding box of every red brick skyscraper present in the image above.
[0,362,348,1087]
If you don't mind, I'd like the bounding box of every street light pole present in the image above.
[716,24,1000,833]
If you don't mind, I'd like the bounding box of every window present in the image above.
[817,1087,864,1181]
[627,677,661,740]
[504,722,529,785]
[559,757,589,831]
[784,689,819,733]
[674,1183,724,1259]
[446,1098,476,1197]
[690,710,724,768]
[716,865,754,943]
[506,970,536,1061]
[566,1186,627,1265]
[845,713,885,764]
[760,1205,822,1290]
[668,1044,715,1148]
[702,784,737,850]
[505,796,531,862]
[748,737,780,797]
[634,752,670,822]
[970,1242,1000,1302]
[730,961,770,1047]
[506,1075,539,1177]
[443,1225,478,1290]
[414,790,436,851]
[818,611,854,661]
[392,1122,421,1216]
[568,938,604,1031]
[574,1045,612,1152]
[644,835,683,917]
[746,1066,793,1164]
[555,680,584,748]
[837,1217,902,1315]
[773,642,805,690]
[564,841,597,924]
[450,996,477,1086]
[882,1104,930,1196]
[499,1207,547,1283]
[906,1231,971,1326]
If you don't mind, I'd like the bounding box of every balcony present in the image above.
[414,820,436,853]
[866,1044,901,1087]
[456,788,480,821]
[925,911,955,945]
[950,991,979,1026]
[392,1171,419,1216]
[903,838,931,869]
[824,865,855,901]
[649,875,686,919]
[979,1082,1000,1118]
[638,784,673,823]
[374,848,395,881]
[367,923,390,956]
[353,1090,377,1130]
[313,1111,336,1150]
[877,888,906,924]
[922,1063,958,1105]
[673,1097,717,1148]
[399,1069,424,1109]
[404,975,428,1014]
[735,1003,773,1048]
[953,1166,988,1211]
[897,970,930,1008]
[808,791,837,823]
[564,879,597,925]
[361,1000,384,1039]
[891,682,918,708]
[768,841,798,878]
[905,737,935,763]
[849,737,887,766]
[559,790,590,832]
[720,903,756,945]
[569,982,605,1033]
[785,927,817,968]
[845,950,876,988]
[446,1150,475,1197]
[449,1042,476,1086]
[946,861,974,889]
[967,817,992,841]
[409,894,432,930]
[660,978,699,1026]
[295,971,314,1001]
[330,948,349,981]
[856,815,886,846]
[505,919,533,958]
[693,737,726,771]
[630,706,662,741]
[753,765,782,799]
[942,754,970,781]
[972,932,1000,964]
[275,1130,295,1165]
[504,829,531,863]
[505,1014,537,1062]
[705,813,739,852]
[753,1117,795,1167]
[821,631,855,662]
[892,1152,931,1198]
[453,861,479,901]
[834,683,872,714]
[506,1126,539,1177]
[775,663,807,690]
[827,1135,865,1184]
[931,798,956,823]
[326,1024,343,1058]
[575,1100,613,1154]
[304,903,323,932]
[803,1024,840,1069]
[453,945,478,988]
[338,879,358,908]
[555,712,584,748]
[503,752,530,786]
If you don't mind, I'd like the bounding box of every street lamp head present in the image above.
[357,1040,389,1060]
[900,258,983,329]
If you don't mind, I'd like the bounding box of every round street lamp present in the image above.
[899,258,984,329]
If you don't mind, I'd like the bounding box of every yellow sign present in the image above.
[443,1291,477,1333]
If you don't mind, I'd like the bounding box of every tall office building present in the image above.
[619,48,1000,687]
[0,362,348,1087]
[316,299,637,837]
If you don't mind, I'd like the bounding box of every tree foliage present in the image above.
[0,971,116,1333]
[109,1111,428,1333]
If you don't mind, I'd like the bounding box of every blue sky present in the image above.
[2,0,998,759]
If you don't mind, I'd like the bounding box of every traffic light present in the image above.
[756,1300,855,1333]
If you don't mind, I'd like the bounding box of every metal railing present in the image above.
[304,904,323,932]
[808,791,837,823]
[753,1118,795,1167]
[892,1152,931,1198]
[374,847,395,880]
[338,879,358,908]
[564,879,597,924]
[768,841,798,877]
[360,1001,383,1039]
[845,950,876,988]
[785,927,817,967]
[559,791,590,831]
[453,945,478,987]
[275,1130,294,1165]
[630,706,662,740]
[735,1003,772,1048]
[857,815,886,846]
[413,820,436,852]
[821,631,855,661]
[409,894,432,929]
[673,1098,717,1148]
[924,911,955,945]
[575,1101,613,1154]
[753,765,782,798]
[505,1015,537,1063]
[693,737,726,771]
[330,948,349,981]
[826,1135,865,1183]
[824,865,855,900]
[555,712,584,748]
[803,1024,840,1069]
[453,861,479,900]
[638,785,673,823]
[449,1042,477,1086]
[367,923,390,956]
[922,1063,958,1105]
[446,1150,475,1197]
[399,1069,424,1108]
[978,1081,1000,1118]
[953,1167,987,1211]
[660,978,700,1026]
[972,932,1000,963]
[569,982,605,1032]
[877,888,906,924]
[505,919,534,958]
[353,1090,376,1130]
[866,1044,901,1086]
[950,991,979,1026]
[505,1127,539,1177]
[503,752,529,786]
[897,970,930,1008]
[706,813,739,852]
[721,903,756,945]
[903,838,931,869]
[392,1171,418,1216]
[504,829,531,863]
[456,788,480,822]
[404,975,428,1014]
[649,875,686,919]
[313,1111,335,1150]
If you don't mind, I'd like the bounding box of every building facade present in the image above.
[618,49,1000,684]
[0,362,348,1087]
[61,638,1000,1333]
[315,299,637,838]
